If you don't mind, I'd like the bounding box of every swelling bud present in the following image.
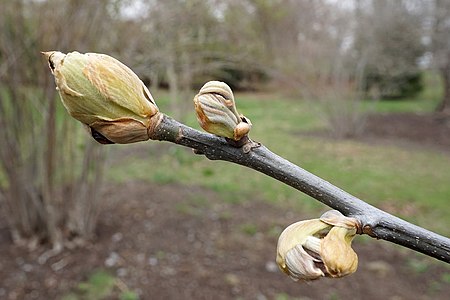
[276,210,359,281]
[193,81,251,141]
[43,51,159,144]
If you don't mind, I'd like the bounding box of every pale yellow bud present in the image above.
[193,81,251,141]
[319,210,359,278]
[43,51,159,144]
[276,210,359,281]
[320,226,358,277]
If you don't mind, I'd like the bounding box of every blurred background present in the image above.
[1,0,450,299]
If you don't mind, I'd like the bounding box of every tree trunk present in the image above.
[166,53,181,119]
[436,62,450,114]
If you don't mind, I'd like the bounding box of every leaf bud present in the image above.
[193,81,251,141]
[276,210,359,281]
[43,51,159,144]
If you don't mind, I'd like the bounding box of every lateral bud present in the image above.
[193,81,251,141]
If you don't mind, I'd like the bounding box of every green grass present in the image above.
[240,223,259,236]
[62,270,138,300]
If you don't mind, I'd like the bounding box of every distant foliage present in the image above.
[364,72,423,99]
[354,0,425,99]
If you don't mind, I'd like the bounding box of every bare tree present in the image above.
[0,0,114,250]
[353,0,425,99]
[242,0,368,137]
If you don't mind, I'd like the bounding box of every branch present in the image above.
[150,113,450,263]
